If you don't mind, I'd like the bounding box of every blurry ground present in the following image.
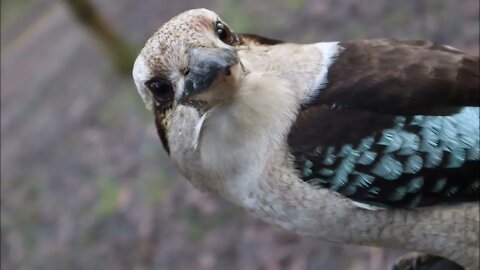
[1,0,478,269]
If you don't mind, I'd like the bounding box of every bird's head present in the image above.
[133,9,305,158]
[133,9,247,112]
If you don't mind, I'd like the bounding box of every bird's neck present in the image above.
[238,42,341,104]
[195,72,299,199]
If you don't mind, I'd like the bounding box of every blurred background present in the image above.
[1,0,478,269]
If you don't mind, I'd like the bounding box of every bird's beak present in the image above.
[181,47,238,102]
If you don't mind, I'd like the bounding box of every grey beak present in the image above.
[182,47,238,101]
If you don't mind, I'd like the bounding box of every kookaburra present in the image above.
[133,9,480,269]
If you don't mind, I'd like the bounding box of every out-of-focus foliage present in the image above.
[64,0,136,74]
[1,0,478,269]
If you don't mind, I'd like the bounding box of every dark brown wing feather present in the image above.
[238,33,284,46]
[308,39,479,114]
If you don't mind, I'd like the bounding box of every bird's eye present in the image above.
[145,78,173,103]
[215,22,233,44]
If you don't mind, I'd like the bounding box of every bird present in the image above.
[132,9,480,269]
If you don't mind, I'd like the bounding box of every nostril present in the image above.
[184,68,190,76]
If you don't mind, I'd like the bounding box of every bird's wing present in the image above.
[288,39,480,208]
[303,39,479,114]
[238,33,284,46]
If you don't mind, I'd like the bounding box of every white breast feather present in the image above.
[195,72,299,206]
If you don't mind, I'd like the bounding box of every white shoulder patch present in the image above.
[305,42,341,102]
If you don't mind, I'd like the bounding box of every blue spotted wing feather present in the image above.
[288,39,480,208]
